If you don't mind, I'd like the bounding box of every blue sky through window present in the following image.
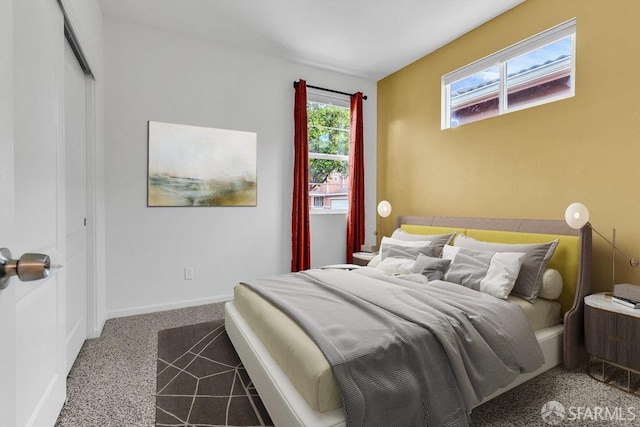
[507,37,571,76]
[451,66,499,96]
[451,36,572,96]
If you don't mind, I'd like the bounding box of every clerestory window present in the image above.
[442,18,576,129]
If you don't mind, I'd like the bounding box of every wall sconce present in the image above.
[565,202,639,290]
[377,200,392,218]
[376,200,392,242]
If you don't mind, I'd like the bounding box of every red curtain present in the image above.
[346,92,365,263]
[291,80,311,272]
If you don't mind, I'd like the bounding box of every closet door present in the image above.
[64,37,88,374]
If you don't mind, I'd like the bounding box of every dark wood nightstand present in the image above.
[352,252,376,267]
[584,292,640,395]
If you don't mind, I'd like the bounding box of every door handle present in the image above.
[0,248,62,290]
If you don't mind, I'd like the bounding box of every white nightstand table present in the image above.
[584,292,640,396]
[352,251,376,267]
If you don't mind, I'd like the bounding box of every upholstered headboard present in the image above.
[396,215,592,370]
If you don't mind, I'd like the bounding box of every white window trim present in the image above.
[441,18,576,129]
[310,208,347,215]
[308,89,350,108]
[308,152,349,162]
[307,92,350,215]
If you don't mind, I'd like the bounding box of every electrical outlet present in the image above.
[184,267,194,280]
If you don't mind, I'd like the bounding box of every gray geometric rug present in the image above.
[155,320,273,426]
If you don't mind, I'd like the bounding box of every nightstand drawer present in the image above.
[352,252,375,266]
[585,304,640,371]
[585,305,618,363]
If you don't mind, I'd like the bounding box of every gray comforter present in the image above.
[241,268,544,427]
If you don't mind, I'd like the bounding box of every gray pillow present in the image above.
[453,234,559,303]
[391,229,455,257]
[411,254,451,281]
[442,245,526,299]
[381,243,436,261]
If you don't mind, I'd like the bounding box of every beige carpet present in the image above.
[55,301,639,426]
[56,303,225,426]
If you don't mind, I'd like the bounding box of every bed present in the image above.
[224,215,592,426]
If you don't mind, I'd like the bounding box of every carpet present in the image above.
[156,320,640,427]
[156,320,273,427]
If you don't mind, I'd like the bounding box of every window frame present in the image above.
[441,18,576,129]
[307,90,351,214]
[312,196,324,208]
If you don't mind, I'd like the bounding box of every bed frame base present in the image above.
[479,324,563,404]
[226,301,563,426]
[226,302,346,427]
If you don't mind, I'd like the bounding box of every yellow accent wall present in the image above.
[377,0,640,293]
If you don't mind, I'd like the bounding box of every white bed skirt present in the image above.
[225,301,564,427]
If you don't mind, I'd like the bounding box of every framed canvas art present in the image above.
[148,121,257,207]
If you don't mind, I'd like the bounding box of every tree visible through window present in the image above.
[307,100,350,211]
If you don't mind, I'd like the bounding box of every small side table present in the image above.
[352,252,376,267]
[584,292,640,396]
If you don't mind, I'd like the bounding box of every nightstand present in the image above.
[352,251,376,267]
[584,292,640,395]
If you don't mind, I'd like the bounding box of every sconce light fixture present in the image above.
[377,200,392,218]
[376,200,392,241]
[565,202,639,288]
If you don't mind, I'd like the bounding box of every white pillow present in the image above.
[391,229,455,257]
[368,254,382,267]
[368,237,435,266]
[391,228,437,241]
[381,236,433,247]
[375,257,417,274]
[442,245,526,299]
[538,269,563,300]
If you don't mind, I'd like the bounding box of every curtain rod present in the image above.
[293,81,368,101]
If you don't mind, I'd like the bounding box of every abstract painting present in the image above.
[148,121,257,207]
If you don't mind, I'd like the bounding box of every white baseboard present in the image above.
[88,315,107,339]
[106,294,233,320]
[85,312,107,339]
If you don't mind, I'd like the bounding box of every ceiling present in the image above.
[100,0,525,80]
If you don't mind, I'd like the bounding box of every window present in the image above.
[442,18,576,129]
[307,95,350,212]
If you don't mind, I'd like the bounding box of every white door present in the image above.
[0,0,17,423]
[0,0,67,425]
[64,39,88,374]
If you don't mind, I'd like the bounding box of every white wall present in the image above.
[103,19,377,317]
[310,214,347,268]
